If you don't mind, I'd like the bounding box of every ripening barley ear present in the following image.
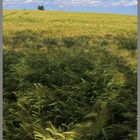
[33,122,77,140]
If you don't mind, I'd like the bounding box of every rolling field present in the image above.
[3,10,137,140]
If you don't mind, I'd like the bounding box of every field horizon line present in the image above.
[3,9,137,17]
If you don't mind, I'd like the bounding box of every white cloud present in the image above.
[54,0,137,7]
[3,0,48,6]
[53,0,102,7]
[3,0,137,7]
[110,0,137,7]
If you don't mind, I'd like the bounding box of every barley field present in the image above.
[3,10,137,140]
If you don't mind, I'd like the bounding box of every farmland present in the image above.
[3,10,137,140]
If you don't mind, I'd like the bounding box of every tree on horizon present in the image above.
[37,5,45,10]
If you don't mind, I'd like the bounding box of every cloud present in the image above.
[3,0,48,6]
[110,0,137,7]
[53,0,137,7]
[3,0,137,7]
[53,0,102,7]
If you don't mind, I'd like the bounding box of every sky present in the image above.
[3,0,137,15]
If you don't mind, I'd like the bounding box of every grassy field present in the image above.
[3,10,137,140]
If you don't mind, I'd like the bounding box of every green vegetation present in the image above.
[3,10,137,140]
[37,6,45,11]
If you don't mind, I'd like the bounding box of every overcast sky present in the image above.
[3,0,137,15]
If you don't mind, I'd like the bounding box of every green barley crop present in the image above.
[3,10,137,140]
